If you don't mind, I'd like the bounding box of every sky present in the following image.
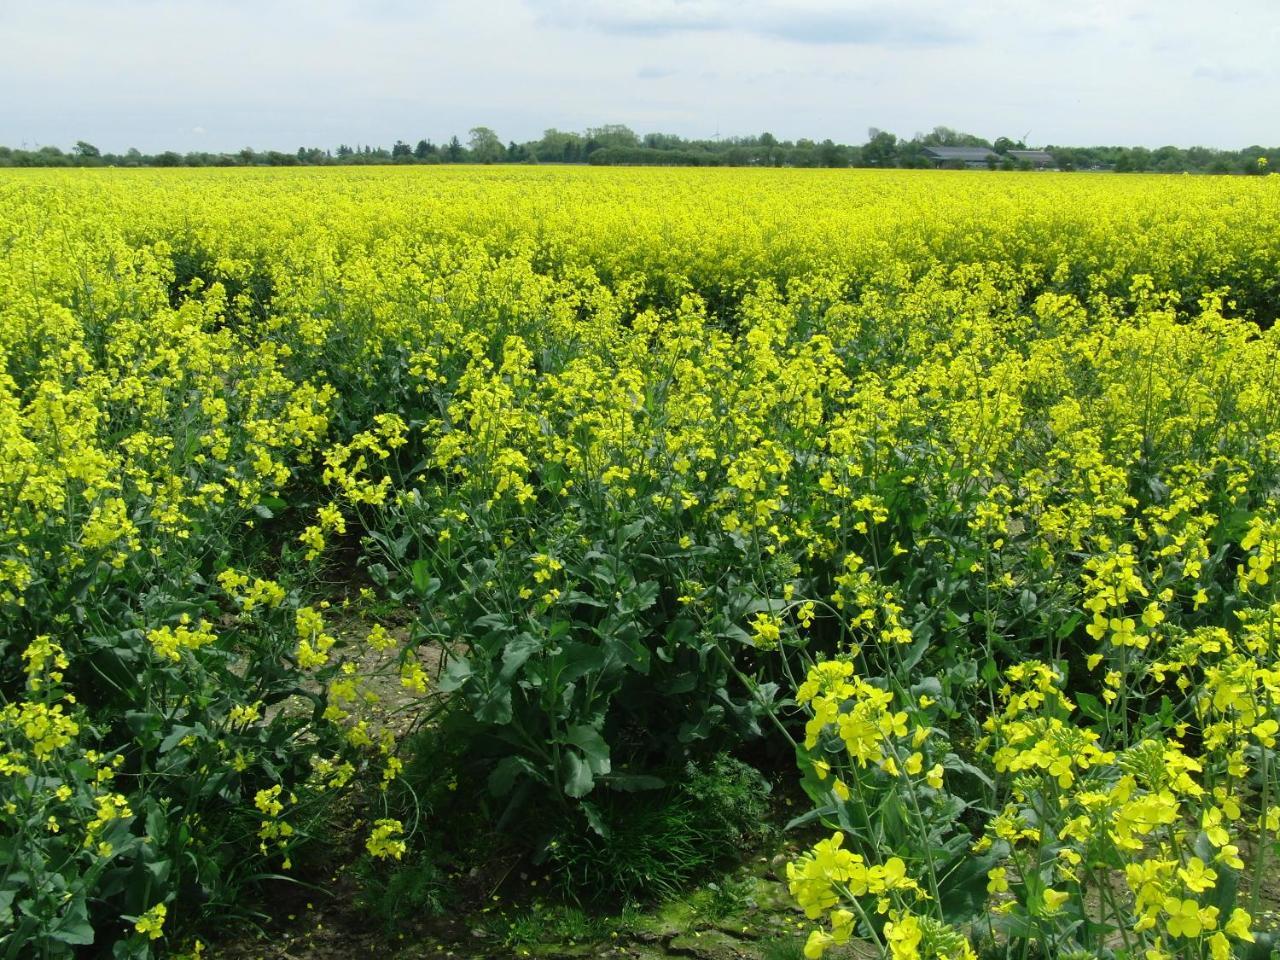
[1,0,1275,153]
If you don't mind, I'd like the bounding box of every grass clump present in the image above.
[543,752,773,904]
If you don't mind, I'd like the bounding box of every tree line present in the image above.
[2,125,1275,174]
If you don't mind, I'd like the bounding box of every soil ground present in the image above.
[202,842,842,960]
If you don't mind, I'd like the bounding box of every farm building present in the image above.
[921,145,1001,168]
[1007,149,1056,169]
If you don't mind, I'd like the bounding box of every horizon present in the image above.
[7,127,1280,158]
[2,0,1276,155]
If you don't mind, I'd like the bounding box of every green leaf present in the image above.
[601,623,650,674]
[437,657,473,693]
[561,751,594,798]
[619,518,647,542]
[145,804,169,845]
[564,724,610,775]
[1075,691,1106,723]
[499,635,542,682]
[942,753,994,790]
[620,579,659,615]
[581,800,611,838]
[410,558,437,596]
[558,643,609,683]
[936,841,1002,924]
[489,756,542,796]
[158,725,193,754]
[900,629,931,672]
[476,684,513,725]
[49,897,95,946]
[367,563,391,588]
[664,617,698,646]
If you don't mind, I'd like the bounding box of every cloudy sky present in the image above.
[1,0,1275,153]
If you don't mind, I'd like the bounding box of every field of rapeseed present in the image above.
[3,166,1280,960]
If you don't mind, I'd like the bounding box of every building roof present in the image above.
[1007,149,1055,164]
[921,146,1000,162]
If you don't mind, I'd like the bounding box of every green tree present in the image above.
[862,129,898,167]
[586,124,639,150]
[818,139,848,167]
[537,129,583,162]
[467,127,504,163]
[921,125,991,148]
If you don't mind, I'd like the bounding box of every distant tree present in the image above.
[536,128,583,162]
[467,127,504,163]
[29,145,70,167]
[1151,146,1183,173]
[921,126,991,148]
[1240,146,1266,174]
[790,140,819,168]
[818,139,848,168]
[586,124,640,150]
[862,129,898,167]
[2,125,1275,174]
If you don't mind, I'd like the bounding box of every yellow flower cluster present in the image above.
[365,818,407,860]
[6,162,1280,958]
[146,617,218,663]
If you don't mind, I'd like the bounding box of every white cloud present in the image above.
[530,0,968,44]
[0,0,1274,151]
